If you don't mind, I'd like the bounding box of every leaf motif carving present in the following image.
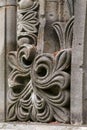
[17,0,39,46]
[17,11,38,34]
[55,49,71,71]
[8,48,71,123]
[53,16,74,49]
[7,0,72,124]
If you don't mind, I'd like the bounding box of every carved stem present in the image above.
[37,0,46,54]
[46,0,58,22]
[39,0,45,16]
[58,0,65,22]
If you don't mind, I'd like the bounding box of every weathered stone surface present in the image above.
[0,6,5,121]
[71,0,87,125]
[6,0,17,6]
[6,5,17,52]
[0,123,87,130]
[0,0,17,122]
[5,0,17,121]
[0,0,16,7]
[7,0,74,123]
[1,0,87,127]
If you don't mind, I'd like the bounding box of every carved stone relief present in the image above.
[7,0,74,123]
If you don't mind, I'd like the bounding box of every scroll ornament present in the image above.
[7,0,74,123]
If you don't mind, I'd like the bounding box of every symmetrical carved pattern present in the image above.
[53,16,74,49]
[17,0,39,47]
[7,0,74,123]
[8,47,71,122]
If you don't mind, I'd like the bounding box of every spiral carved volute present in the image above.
[7,0,74,123]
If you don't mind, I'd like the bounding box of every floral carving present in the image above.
[8,44,71,123]
[7,0,74,123]
[17,10,38,34]
[17,0,39,47]
[52,16,74,49]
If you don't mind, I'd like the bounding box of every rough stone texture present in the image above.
[1,0,87,128]
[6,0,17,6]
[7,0,74,123]
[0,123,87,130]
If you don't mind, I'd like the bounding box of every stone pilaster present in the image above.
[71,0,87,125]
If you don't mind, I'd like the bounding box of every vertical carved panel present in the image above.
[7,0,74,123]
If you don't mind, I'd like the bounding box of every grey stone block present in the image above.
[71,0,87,125]
[0,123,87,130]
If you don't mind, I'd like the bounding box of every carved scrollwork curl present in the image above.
[7,0,74,124]
[8,47,71,123]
